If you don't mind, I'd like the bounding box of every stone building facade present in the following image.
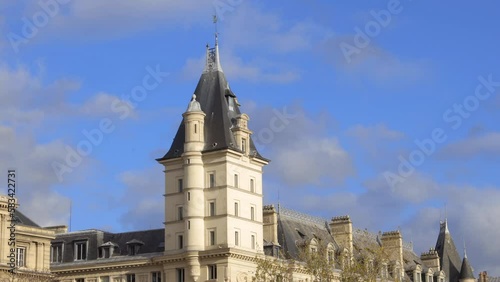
[0,195,58,282]
[1,37,481,282]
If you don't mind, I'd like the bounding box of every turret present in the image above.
[182,95,206,252]
[459,249,475,282]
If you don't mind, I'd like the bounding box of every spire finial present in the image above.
[463,239,468,258]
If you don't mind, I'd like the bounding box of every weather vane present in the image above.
[213,14,218,44]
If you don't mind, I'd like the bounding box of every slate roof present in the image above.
[157,42,266,162]
[276,207,423,274]
[277,207,338,260]
[14,210,40,227]
[435,220,462,282]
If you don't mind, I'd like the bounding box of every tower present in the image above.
[157,36,268,282]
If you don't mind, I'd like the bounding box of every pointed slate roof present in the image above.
[459,253,474,280]
[158,39,266,162]
[435,220,462,282]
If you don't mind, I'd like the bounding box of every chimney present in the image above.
[263,205,278,244]
[329,215,353,257]
[478,271,488,282]
[420,248,440,272]
[381,231,404,279]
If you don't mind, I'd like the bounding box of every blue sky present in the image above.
[1,0,500,275]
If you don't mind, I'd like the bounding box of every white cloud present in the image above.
[116,167,164,230]
[79,91,137,118]
[222,4,333,54]
[33,0,214,40]
[439,132,500,160]
[272,137,354,186]
[0,125,82,227]
[317,36,429,85]
[347,123,405,141]
[245,103,355,187]
[364,172,439,204]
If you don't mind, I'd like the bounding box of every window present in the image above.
[209,201,215,216]
[126,274,135,282]
[126,240,144,256]
[251,235,256,249]
[178,235,184,249]
[176,269,185,282]
[99,246,111,258]
[76,279,84,282]
[209,173,215,188]
[74,241,87,260]
[178,179,183,193]
[208,265,217,280]
[209,230,216,246]
[242,138,247,153]
[250,179,255,193]
[187,221,190,230]
[234,202,239,216]
[194,123,197,134]
[16,247,26,267]
[251,206,255,221]
[100,276,109,282]
[187,192,190,201]
[235,231,239,246]
[178,206,183,220]
[152,272,162,282]
[234,174,239,187]
[51,244,63,263]
[327,250,334,262]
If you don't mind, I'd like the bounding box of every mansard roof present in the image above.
[277,207,338,260]
[158,40,266,162]
[435,220,462,282]
[52,228,164,263]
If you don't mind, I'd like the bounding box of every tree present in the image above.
[337,246,390,282]
[252,254,292,282]
[252,240,390,282]
[296,238,337,282]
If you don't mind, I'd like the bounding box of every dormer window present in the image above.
[51,243,63,263]
[126,239,145,256]
[74,241,87,261]
[99,242,118,258]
